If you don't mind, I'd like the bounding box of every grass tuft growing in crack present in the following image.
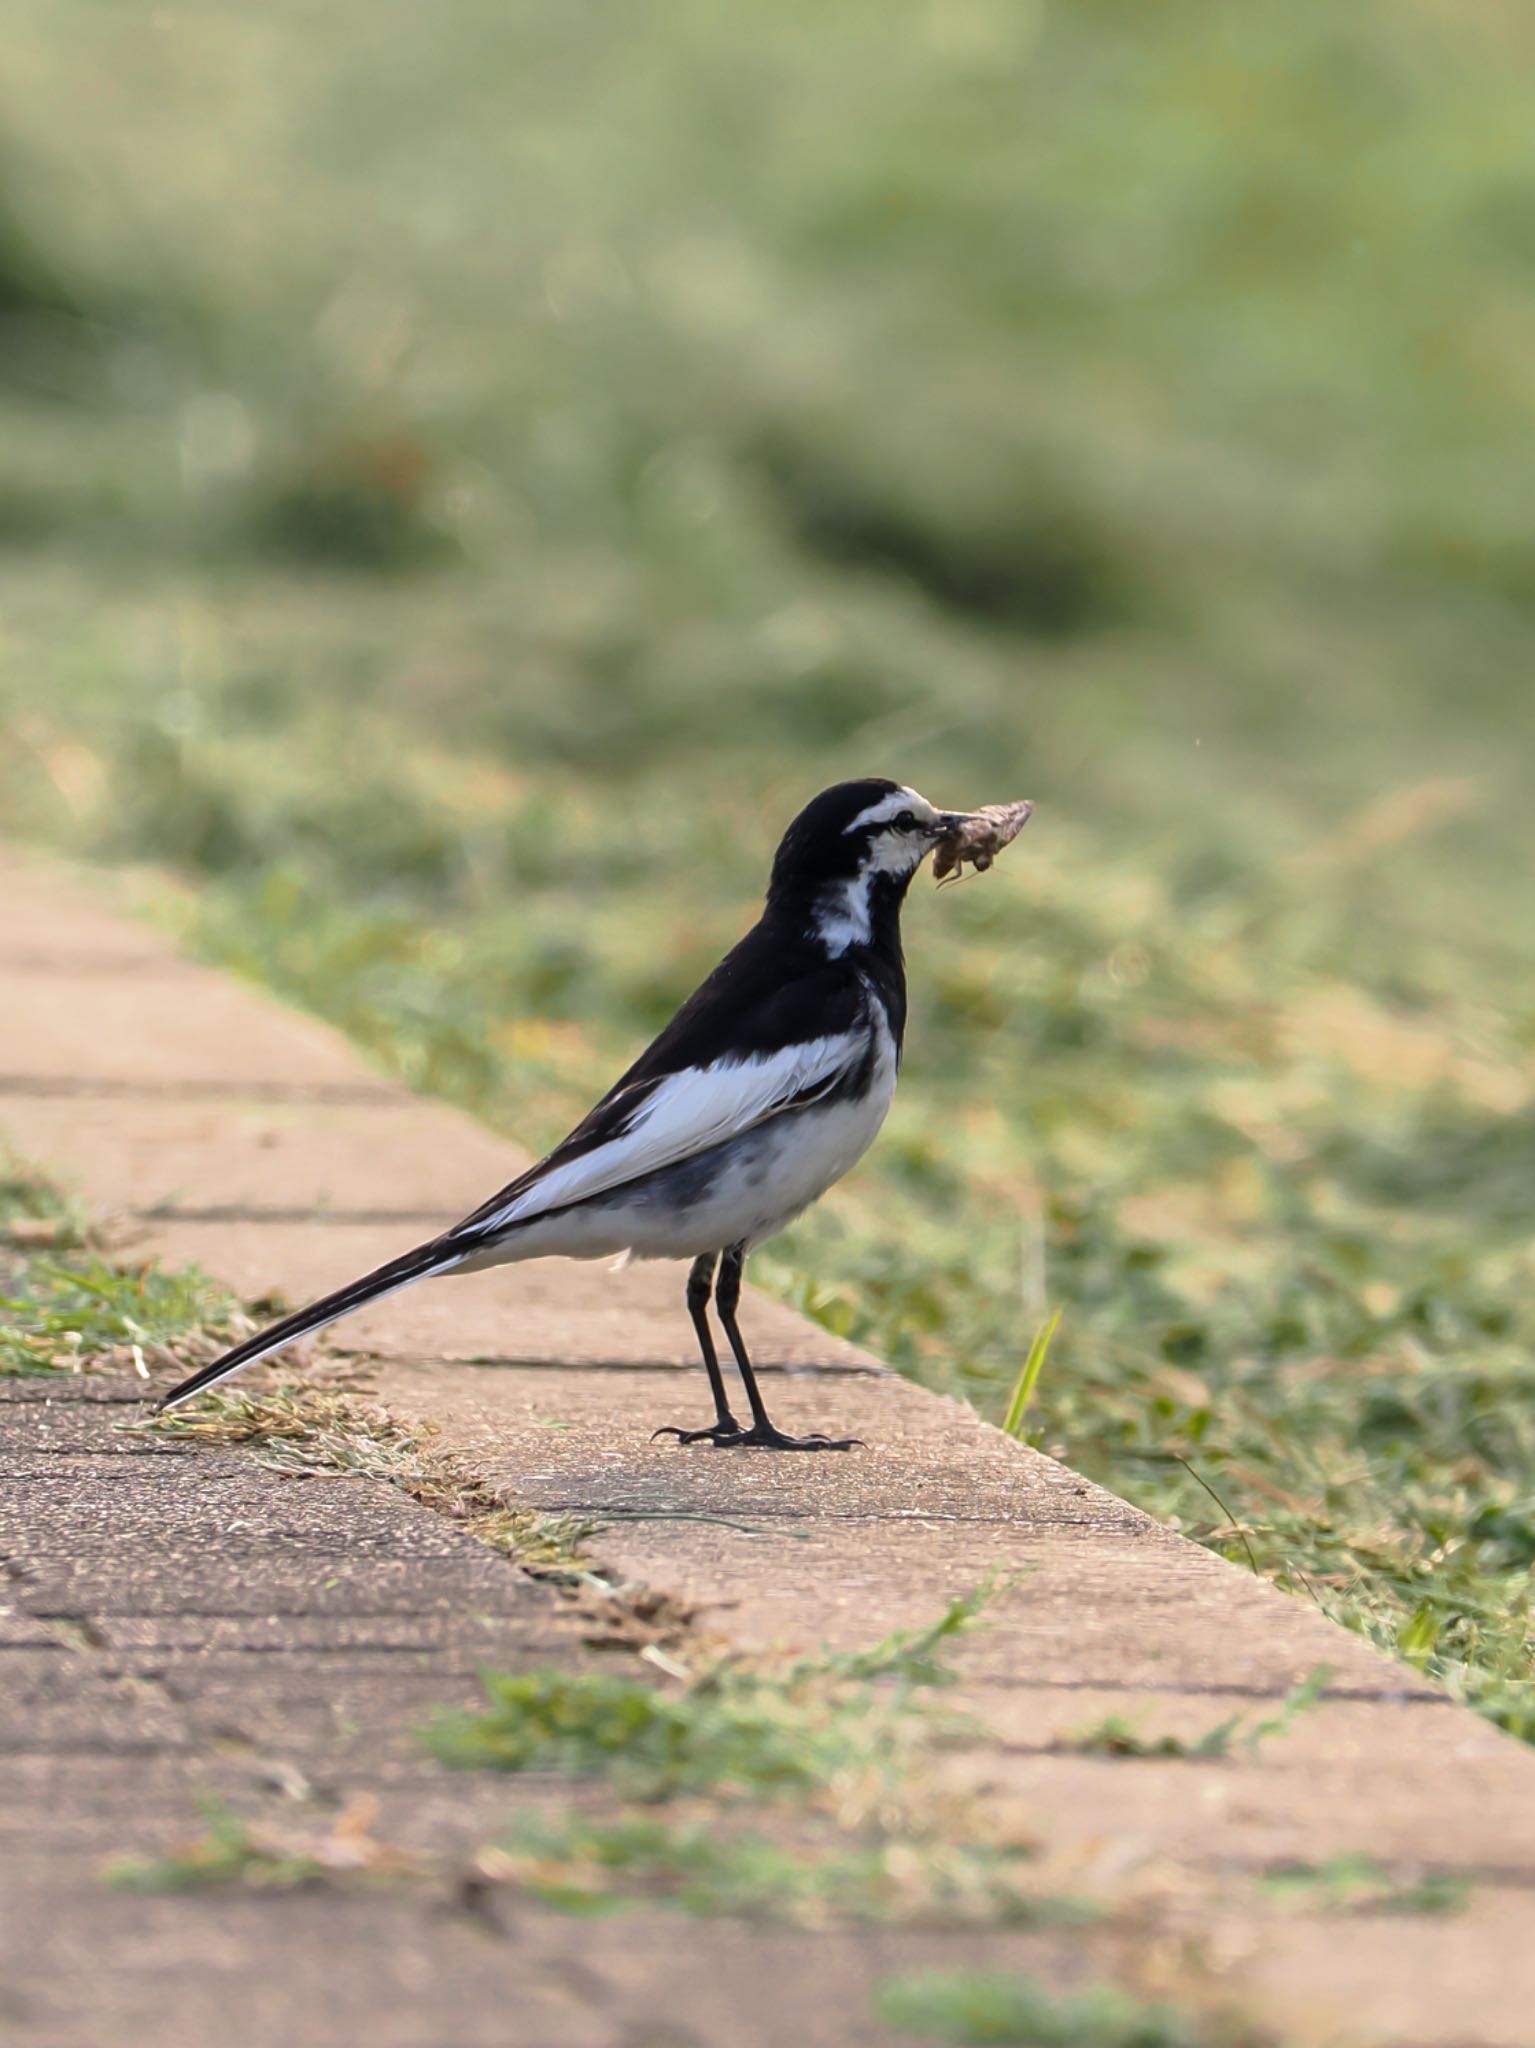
[809,1572,1005,1689]
[0,1255,242,1381]
[0,1161,89,1252]
[875,1969,1269,2048]
[1065,1667,1332,1761]
[476,1811,1087,1929]
[104,1795,414,1893]
[425,1664,865,1799]
[1258,1856,1469,1917]
[1,1152,243,1380]
[423,1582,1003,1799]
[428,1580,1073,1926]
[105,1802,324,1894]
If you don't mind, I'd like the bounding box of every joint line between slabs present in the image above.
[531,1498,1150,1527]
[0,953,202,975]
[131,1204,463,1228]
[0,1074,404,1105]
[348,1350,881,1377]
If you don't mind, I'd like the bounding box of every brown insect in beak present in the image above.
[932,800,1034,884]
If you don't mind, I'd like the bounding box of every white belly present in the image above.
[647,1074,896,1254]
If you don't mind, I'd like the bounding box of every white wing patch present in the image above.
[467,1031,863,1235]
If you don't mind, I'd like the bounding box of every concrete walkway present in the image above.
[3,842,1534,2047]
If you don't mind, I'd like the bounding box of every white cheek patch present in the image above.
[815,819,932,953]
[861,830,928,877]
[815,785,942,953]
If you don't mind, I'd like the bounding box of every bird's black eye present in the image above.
[893,810,916,830]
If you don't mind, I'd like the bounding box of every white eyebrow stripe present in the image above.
[842,786,933,835]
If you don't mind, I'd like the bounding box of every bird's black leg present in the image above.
[651,1252,746,1445]
[712,1243,861,1452]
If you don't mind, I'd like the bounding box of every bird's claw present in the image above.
[654,1421,862,1452]
[650,1420,744,1446]
[727,1426,864,1452]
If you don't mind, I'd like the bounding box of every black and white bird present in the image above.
[158,780,1029,1449]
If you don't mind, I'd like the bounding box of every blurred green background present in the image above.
[2,0,1533,1731]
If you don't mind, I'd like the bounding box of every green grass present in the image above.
[426,1664,847,1798]
[105,1801,326,1895]
[427,1583,1072,1924]
[1257,1856,1469,1918]
[423,1583,995,1800]
[0,1163,86,1248]
[875,1969,1258,2048]
[0,1210,240,1381]
[3,0,1535,1742]
[1002,1311,1062,1440]
[481,1810,1072,1929]
[104,1795,414,1893]
[1066,1667,1331,1761]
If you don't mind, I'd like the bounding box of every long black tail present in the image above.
[155,1236,463,1411]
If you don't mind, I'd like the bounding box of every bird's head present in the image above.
[767,779,985,955]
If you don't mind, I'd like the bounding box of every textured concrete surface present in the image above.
[7,1369,1013,2048]
[5,842,1535,2048]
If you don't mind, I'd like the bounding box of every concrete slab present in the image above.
[0,1091,523,1218]
[1240,1901,1535,2048]
[364,1357,1176,1530]
[0,1875,1116,2048]
[0,1604,64,1648]
[0,961,406,1094]
[0,1365,1130,2048]
[0,849,178,966]
[947,1702,1535,1875]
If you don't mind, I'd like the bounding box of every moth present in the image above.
[932,799,1034,884]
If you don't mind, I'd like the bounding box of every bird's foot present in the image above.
[714,1423,863,1452]
[652,1418,862,1451]
[651,1418,745,1446]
